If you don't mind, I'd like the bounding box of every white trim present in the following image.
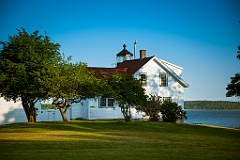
[152,57,189,88]
[159,58,183,70]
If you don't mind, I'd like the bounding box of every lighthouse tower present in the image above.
[116,44,133,65]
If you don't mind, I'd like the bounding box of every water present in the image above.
[184,110,240,128]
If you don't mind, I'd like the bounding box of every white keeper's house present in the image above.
[0,44,189,124]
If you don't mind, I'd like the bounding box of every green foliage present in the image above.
[137,95,186,123]
[226,45,240,97]
[185,101,240,110]
[41,104,57,110]
[106,74,147,122]
[0,28,60,101]
[160,101,186,123]
[0,28,61,122]
[226,73,240,97]
[44,59,93,101]
[43,57,101,121]
[136,94,162,121]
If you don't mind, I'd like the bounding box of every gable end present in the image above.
[153,58,189,88]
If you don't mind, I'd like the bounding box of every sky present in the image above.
[1,0,240,101]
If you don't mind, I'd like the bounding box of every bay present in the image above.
[184,110,240,128]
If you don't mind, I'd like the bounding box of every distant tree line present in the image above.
[184,101,240,110]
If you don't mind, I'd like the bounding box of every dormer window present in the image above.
[140,73,147,86]
[160,73,168,87]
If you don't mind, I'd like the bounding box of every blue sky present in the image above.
[1,0,240,101]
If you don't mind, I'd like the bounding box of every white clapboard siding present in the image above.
[77,100,90,119]
[89,108,124,120]
[37,109,60,122]
[89,107,143,120]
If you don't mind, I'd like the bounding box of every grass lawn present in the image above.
[0,120,239,160]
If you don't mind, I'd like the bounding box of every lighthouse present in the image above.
[116,44,133,65]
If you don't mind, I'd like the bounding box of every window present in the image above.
[140,73,147,86]
[108,98,115,107]
[99,98,115,108]
[160,73,168,87]
[163,97,172,102]
[100,98,107,108]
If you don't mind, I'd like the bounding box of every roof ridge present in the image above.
[116,56,154,66]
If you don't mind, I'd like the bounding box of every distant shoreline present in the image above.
[190,123,240,130]
[184,101,240,110]
[184,110,240,128]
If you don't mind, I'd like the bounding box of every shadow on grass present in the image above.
[0,120,239,141]
[0,120,240,160]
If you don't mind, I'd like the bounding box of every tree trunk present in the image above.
[59,106,69,122]
[121,105,132,122]
[22,97,36,123]
[22,98,30,122]
[29,100,37,123]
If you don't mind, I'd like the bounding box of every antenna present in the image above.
[134,40,137,59]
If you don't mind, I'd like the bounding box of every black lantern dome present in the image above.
[116,44,133,65]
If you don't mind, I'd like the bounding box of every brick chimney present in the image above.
[140,50,146,59]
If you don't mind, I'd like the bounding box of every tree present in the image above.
[136,94,162,121]
[107,74,147,122]
[0,28,61,123]
[43,57,101,121]
[226,45,240,98]
[160,101,186,123]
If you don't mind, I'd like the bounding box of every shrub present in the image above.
[136,95,187,123]
[136,95,162,121]
[146,95,162,121]
[160,101,186,123]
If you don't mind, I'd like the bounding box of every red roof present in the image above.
[88,57,153,78]
[88,56,189,88]
[116,56,153,74]
[88,67,128,78]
